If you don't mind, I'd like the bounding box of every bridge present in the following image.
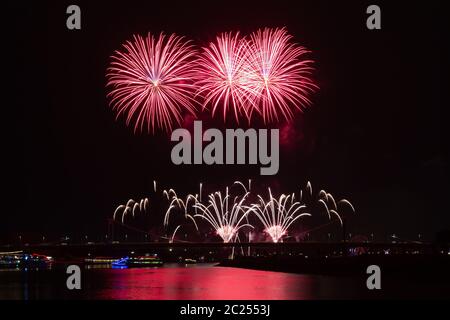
[1,240,443,254]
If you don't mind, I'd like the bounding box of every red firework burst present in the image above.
[197,28,317,124]
[106,32,198,133]
[196,32,255,123]
[246,27,318,123]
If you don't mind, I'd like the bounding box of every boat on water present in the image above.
[112,254,163,267]
[0,251,53,268]
[0,252,21,268]
[179,258,197,264]
[84,256,118,264]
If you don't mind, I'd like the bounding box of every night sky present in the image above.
[6,0,447,241]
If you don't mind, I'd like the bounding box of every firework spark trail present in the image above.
[196,32,256,123]
[113,205,126,221]
[163,192,199,231]
[106,32,198,133]
[318,199,331,220]
[113,198,150,224]
[326,193,337,210]
[329,209,343,226]
[339,199,355,213]
[164,199,177,226]
[316,188,356,226]
[233,180,248,193]
[170,225,182,243]
[126,199,135,208]
[245,27,318,123]
[194,188,254,243]
[306,181,313,196]
[132,203,140,217]
[318,189,327,199]
[163,188,178,201]
[249,188,311,243]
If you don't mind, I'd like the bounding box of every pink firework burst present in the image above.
[106,32,198,133]
[196,32,255,123]
[246,27,318,123]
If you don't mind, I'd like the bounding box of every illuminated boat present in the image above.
[112,254,163,267]
[0,252,53,268]
[84,257,117,264]
[179,258,197,264]
[22,253,53,267]
[0,251,22,268]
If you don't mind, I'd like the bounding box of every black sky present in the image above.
[6,0,447,241]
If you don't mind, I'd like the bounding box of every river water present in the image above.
[0,263,447,299]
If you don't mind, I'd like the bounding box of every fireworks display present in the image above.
[245,27,317,123]
[196,27,317,123]
[113,197,149,224]
[250,188,311,243]
[106,32,198,133]
[316,189,355,226]
[113,181,355,244]
[193,187,254,243]
[163,191,199,232]
[196,32,255,123]
[106,28,317,132]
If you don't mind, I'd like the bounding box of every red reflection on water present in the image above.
[87,265,315,300]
